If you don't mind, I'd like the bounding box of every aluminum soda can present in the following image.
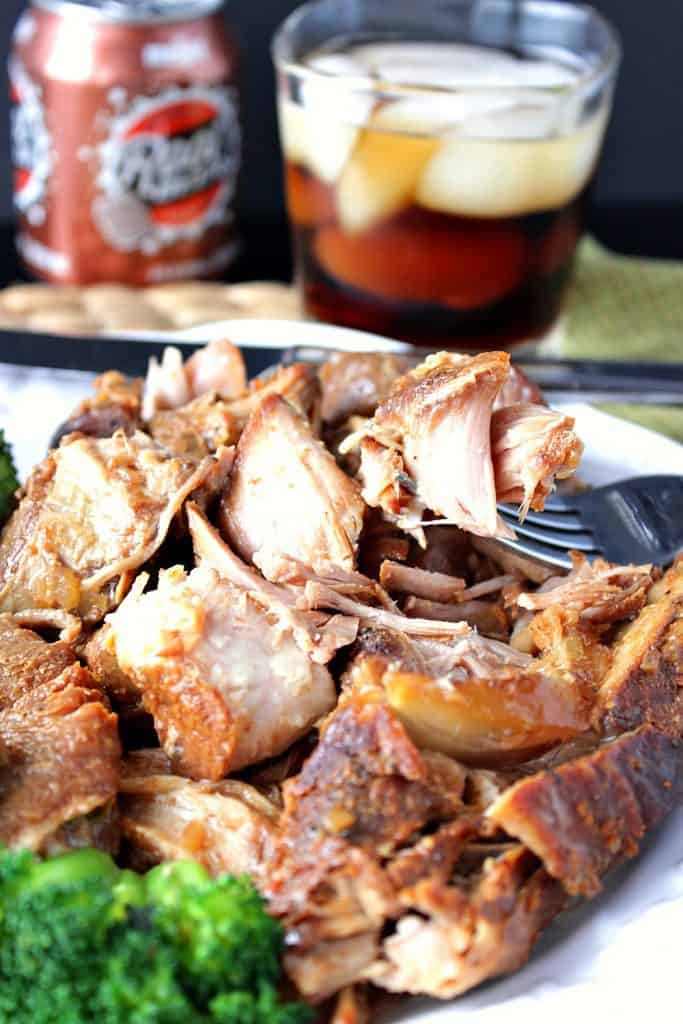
[9,0,241,284]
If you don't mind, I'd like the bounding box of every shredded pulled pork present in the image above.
[492,403,583,517]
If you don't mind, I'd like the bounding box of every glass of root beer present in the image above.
[273,0,620,349]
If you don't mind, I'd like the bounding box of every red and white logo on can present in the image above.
[9,55,51,221]
[94,84,240,254]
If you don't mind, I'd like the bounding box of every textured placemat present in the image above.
[543,238,683,442]
[0,280,301,334]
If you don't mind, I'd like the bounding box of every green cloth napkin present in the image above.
[539,237,683,442]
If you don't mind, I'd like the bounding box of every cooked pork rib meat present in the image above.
[220,394,365,578]
[189,502,359,664]
[319,352,409,425]
[119,749,278,883]
[142,340,247,421]
[364,845,564,998]
[517,553,653,623]
[0,431,213,623]
[0,613,76,710]
[342,351,581,540]
[488,725,683,897]
[0,338,681,1014]
[50,370,142,446]
[149,393,238,458]
[491,403,583,517]
[0,669,120,852]
[595,560,683,734]
[106,564,336,780]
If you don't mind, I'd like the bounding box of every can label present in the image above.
[93,83,240,254]
[9,56,51,223]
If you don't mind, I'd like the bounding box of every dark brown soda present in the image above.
[285,161,588,349]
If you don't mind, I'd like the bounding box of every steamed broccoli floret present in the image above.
[0,430,18,524]
[0,849,312,1024]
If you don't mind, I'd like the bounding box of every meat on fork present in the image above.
[342,351,513,539]
[342,351,582,540]
[491,402,583,517]
[119,749,279,885]
[105,563,336,780]
[220,394,365,579]
[0,431,214,623]
[0,668,120,852]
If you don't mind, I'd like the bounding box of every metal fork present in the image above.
[497,475,683,570]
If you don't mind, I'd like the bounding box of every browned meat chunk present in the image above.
[149,393,238,457]
[119,749,279,884]
[82,624,142,708]
[268,689,466,1000]
[106,564,336,780]
[0,613,76,710]
[50,370,142,446]
[488,725,683,897]
[319,352,408,425]
[595,561,683,734]
[0,663,120,851]
[221,394,365,579]
[365,846,565,998]
[491,403,583,517]
[277,691,465,859]
[344,629,588,767]
[0,431,213,623]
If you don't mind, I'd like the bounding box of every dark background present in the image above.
[0,0,681,261]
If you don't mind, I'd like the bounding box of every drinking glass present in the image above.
[273,0,620,349]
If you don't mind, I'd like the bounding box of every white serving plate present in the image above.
[2,318,682,1022]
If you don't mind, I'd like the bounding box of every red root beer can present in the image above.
[9,0,240,285]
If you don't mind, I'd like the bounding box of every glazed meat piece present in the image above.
[344,630,588,766]
[344,351,511,539]
[269,689,465,1000]
[491,403,583,517]
[0,431,213,622]
[149,393,238,457]
[276,690,465,860]
[106,563,336,780]
[0,613,76,710]
[595,560,683,735]
[142,340,247,420]
[488,725,683,897]
[221,394,365,579]
[365,845,564,998]
[50,370,142,447]
[0,663,120,852]
[119,749,279,884]
[319,351,409,425]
